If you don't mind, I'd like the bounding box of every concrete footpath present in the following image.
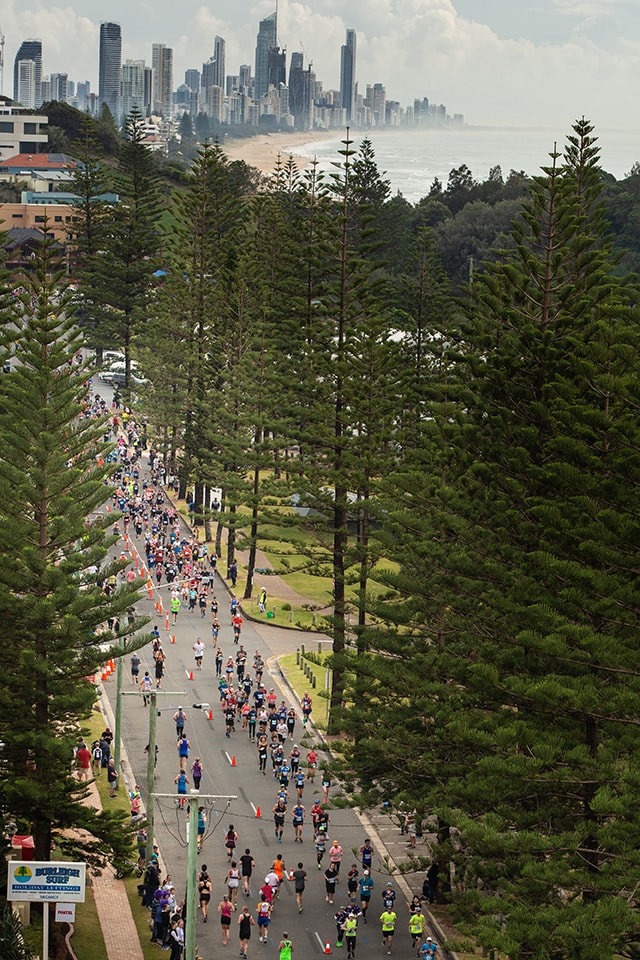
[80,780,144,960]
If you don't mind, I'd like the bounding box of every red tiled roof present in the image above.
[0,153,76,170]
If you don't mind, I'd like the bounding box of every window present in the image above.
[54,216,62,222]
[0,122,14,132]
[35,216,45,223]
[23,123,37,134]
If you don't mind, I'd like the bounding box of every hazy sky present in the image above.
[3,0,639,127]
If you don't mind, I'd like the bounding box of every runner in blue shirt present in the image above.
[420,936,437,959]
[358,870,374,923]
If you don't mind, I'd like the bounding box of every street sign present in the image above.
[7,861,86,902]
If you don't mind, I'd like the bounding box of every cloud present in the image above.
[2,0,638,127]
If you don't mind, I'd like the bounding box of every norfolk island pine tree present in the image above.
[0,227,148,870]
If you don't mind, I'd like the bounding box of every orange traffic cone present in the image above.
[255,805,261,818]
[135,555,139,569]
[141,565,147,579]
[159,599,163,615]
[288,869,294,880]
[107,504,111,512]
[188,670,194,681]
[165,613,169,630]
[230,755,237,767]
[324,942,332,955]
[155,600,159,612]
[207,708,213,720]
[171,634,176,644]
[147,582,153,599]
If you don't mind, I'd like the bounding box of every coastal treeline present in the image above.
[19,115,640,958]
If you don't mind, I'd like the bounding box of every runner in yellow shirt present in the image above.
[380,910,397,955]
[409,908,425,953]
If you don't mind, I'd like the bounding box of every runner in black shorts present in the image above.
[273,799,287,842]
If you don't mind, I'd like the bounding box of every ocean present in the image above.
[296,126,640,205]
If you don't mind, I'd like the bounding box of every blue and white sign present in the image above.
[7,861,86,902]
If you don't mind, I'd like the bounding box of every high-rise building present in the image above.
[212,36,225,90]
[99,22,122,117]
[371,82,386,127]
[40,76,51,104]
[340,29,356,123]
[254,13,276,100]
[16,60,37,109]
[289,51,313,131]
[76,81,91,112]
[185,69,201,115]
[152,43,173,117]
[239,64,252,92]
[143,67,153,115]
[206,85,224,123]
[50,73,68,103]
[185,69,200,93]
[13,39,43,107]
[268,47,286,92]
[121,60,145,120]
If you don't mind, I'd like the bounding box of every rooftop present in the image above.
[0,153,76,171]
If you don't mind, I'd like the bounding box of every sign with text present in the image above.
[7,861,86,902]
[55,903,76,923]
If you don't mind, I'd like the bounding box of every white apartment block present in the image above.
[0,103,48,161]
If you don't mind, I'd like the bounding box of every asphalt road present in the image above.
[97,441,422,959]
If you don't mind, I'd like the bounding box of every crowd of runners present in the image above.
[96,396,440,960]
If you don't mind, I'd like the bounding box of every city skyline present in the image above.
[2,0,639,128]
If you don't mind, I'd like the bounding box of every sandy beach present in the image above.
[221,129,341,174]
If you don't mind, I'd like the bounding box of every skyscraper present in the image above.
[50,73,69,103]
[289,52,313,131]
[16,60,37,109]
[340,28,356,123]
[254,13,276,100]
[185,69,200,93]
[76,81,91,112]
[13,39,42,107]
[152,43,173,117]
[212,36,226,90]
[99,22,122,117]
[268,47,286,91]
[121,61,145,120]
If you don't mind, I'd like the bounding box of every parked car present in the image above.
[101,351,126,367]
[100,369,148,387]
[103,359,141,374]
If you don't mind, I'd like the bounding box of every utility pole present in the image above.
[119,687,187,861]
[0,27,4,97]
[155,790,237,960]
[114,635,124,769]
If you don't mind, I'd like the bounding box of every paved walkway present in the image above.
[81,781,144,960]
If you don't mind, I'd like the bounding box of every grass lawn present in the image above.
[125,875,159,960]
[279,651,332,730]
[172,493,401,636]
[21,703,130,960]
